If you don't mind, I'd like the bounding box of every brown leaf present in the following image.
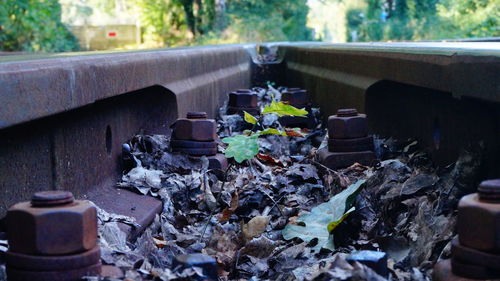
[242,216,270,242]
[285,128,306,137]
[152,236,167,249]
[257,153,285,166]
[218,192,239,222]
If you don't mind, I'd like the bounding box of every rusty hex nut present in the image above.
[328,109,368,139]
[172,118,216,141]
[228,92,258,108]
[282,89,309,108]
[457,193,500,253]
[7,191,97,255]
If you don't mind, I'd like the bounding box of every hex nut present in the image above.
[228,92,258,108]
[457,193,500,252]
[451,237,500,270]
[282,90,309,108]
[328,113,368,139]
[328,136,374,152]
[7,200,97,255]
[172,118,216,141]
[318,148,376,169]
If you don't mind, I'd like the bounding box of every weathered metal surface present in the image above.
[85,185,162,239]
[7,191,97,255]
[451,238,500,270]
[317,148,376,170]
[451,257,500,279]
[31,191,74,206]
[0,46,250,218]
[6,262,101,281]
[282,89,309,108]
[433,259,481,281]
[478,179,500,202]
[228,91,258,107]
[457,193,500,252]
[282,43,500,176]
[6,245,101,271]
[170,139,218,148]
[328,109,368,139]
[172,118,217,141]
[227,89,259,116]
[0,46,251,130]
[328,136,374,153]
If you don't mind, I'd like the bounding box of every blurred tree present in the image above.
[176,0,216,36]
[0,0,80,52]
[226,0,313,42]
[133,0,188,46]
[347,0,499,42]
[436,0,499,38]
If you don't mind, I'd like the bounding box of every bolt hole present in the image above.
[105,125,112,155]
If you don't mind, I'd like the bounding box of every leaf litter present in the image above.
[72,86,484,280]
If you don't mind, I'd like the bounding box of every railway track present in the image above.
[0,41,498,280]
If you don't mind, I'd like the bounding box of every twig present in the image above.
[199,162,234,242]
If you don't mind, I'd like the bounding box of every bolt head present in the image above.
[187,112,207,119]
[282,90,308,107]
[7,199,97,255]
[328,110,368,139]
[478,179,500,202]
[173,118,216,141]
[31,191,74,207]
[457,193,500,252]
[228,92,258,108]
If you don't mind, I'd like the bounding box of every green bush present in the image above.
[0,0,79,52]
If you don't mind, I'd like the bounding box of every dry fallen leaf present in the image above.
[285,128,306,137]
[218,191,239,222]
[242,216,270,242]
[152,236,167,249]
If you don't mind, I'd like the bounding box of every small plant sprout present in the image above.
[222,92,309,163]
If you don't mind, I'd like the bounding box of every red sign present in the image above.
[107,32,117,37]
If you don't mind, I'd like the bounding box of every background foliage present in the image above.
[0,0,80,52]
[0,0,498,52]
[347,0,499,41]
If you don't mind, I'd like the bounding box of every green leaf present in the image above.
[282,179,365,252]
[327,207,355,233]
[262,101,308,117]
[244,111,258,125]
[222,134,259,163]
[258,128,287,136]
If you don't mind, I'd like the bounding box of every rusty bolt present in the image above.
[7,191,98,255]
[6,245,101,271]
[6,262,101,281]
[186,112,207,119]
[172,112,216,141]
[328,108,368,139]
[328,136,374,152]
[451,237,500,271]
[228,91,258,108]
[236,89,253,93]
[282,89,309,108]
[457,180,500,253]
[451,257,500,279]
